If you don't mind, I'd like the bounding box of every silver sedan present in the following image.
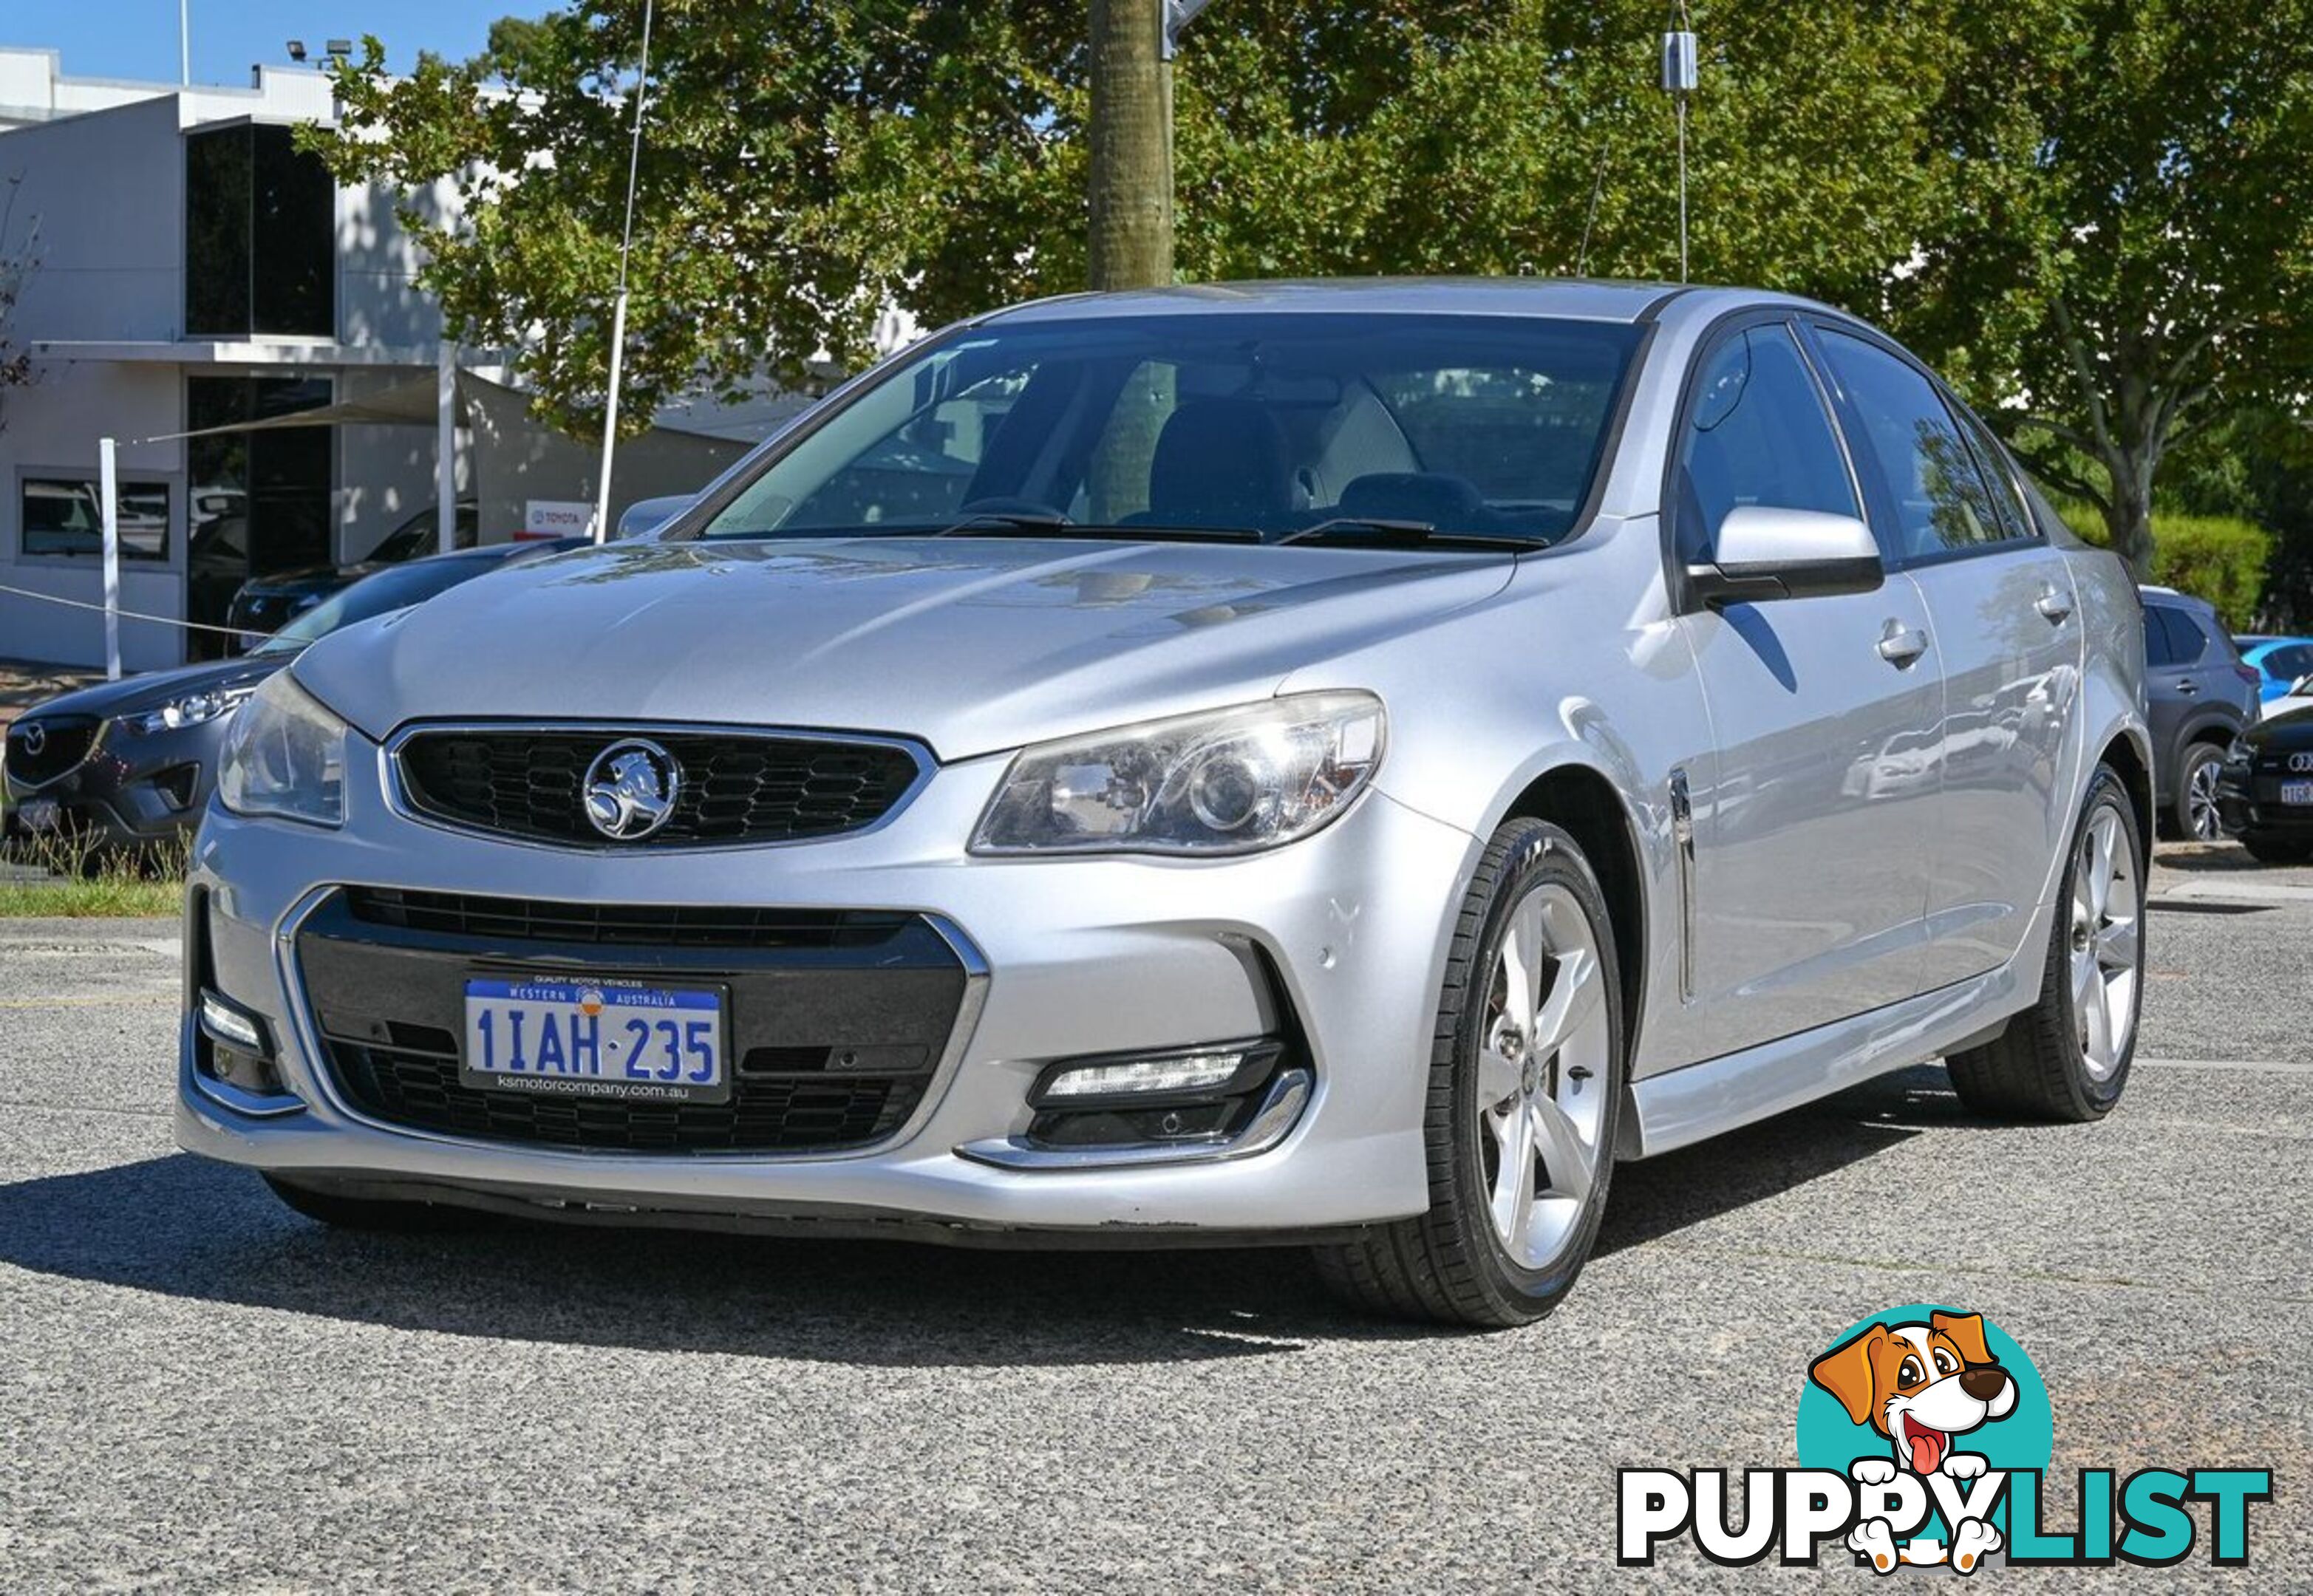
[177,280,2150,1326]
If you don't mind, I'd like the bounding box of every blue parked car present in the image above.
[2235,635,2313,709]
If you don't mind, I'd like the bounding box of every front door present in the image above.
[1664,319,1939,1067]
[1808,327,2082,989]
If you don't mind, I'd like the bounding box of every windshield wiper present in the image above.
[1277,518,1546,551]
[932,515,1262,545]
[930,511,1077,537]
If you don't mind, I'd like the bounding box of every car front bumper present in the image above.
[3,721,216,849]
[174,747,1479,1238]
[2216,767,2313,838]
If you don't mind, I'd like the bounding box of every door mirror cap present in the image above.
[1687,506,1884,607]
[616,494,697,539]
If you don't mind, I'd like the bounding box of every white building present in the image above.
[0,47,770,670]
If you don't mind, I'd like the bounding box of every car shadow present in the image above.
[0,1071,1941,1365]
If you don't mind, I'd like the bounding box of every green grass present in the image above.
[0,831,186,919]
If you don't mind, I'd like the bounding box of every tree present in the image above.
[1086,0,1173,289]
[1889,1,2313,576]
[309,1,1976,439]
[0,172,38,435]
[307,3,1074,439]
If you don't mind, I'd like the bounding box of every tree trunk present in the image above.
[2102,480,2157,582]
[1087,0,1173,291]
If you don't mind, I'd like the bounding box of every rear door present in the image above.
[1661,317,1938,1067]
[1808,325,2082,989]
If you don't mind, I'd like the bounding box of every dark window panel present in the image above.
[251,126,335,336]
[184,125,251,336]
[19,478,170,560]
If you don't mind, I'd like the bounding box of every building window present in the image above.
[185,377,334,658]
[185,123,335,338]
[20,477,171,560]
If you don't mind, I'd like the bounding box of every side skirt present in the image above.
[1624,890,2057,1158]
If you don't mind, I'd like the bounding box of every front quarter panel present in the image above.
[1278,512,1706,1079]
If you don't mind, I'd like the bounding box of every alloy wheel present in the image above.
[2187,757,2224,841]
[2069,805,2141,1081]
[1476,881,1612,1269]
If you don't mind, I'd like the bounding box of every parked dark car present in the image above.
[2215,704,2313,863]
[225,502,480,650]
[2142,587,2259,839]
[4,539,576,852]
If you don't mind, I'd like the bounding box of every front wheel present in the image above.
[1946,765,2143,1122]
[1314,819,1624,1327]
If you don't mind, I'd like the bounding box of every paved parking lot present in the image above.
[0,845,2306,1591]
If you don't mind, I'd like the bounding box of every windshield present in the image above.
[690,313,1641,546]
[252,554,501,655]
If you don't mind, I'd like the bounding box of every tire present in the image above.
[264,1173,486,1234]
[2170,741,2227,842]
[1313,819,1624,1327]
[2241,833,2313,866]
[1946,765,2143,1122]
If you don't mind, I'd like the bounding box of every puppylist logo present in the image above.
[1619,1305,2272,1572]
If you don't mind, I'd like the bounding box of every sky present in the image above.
[0,1,534,89]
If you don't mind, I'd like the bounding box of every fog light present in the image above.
[1040,1048,1253,1101]
[198,989,267,1054]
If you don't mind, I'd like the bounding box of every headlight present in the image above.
[216,673,349,828]
[970,692,1386,856]
[129,686,256,734]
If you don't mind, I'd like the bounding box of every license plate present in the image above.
[461,978,727,1103]
[16,798,61,833]
[2282,780,2313,807]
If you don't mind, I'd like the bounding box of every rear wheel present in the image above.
[2170,741,2227,841]
[2241,833,2313,866]
[1313,819,1623,1327]
[264,1174,486,1234]
[1947,765,2142,1122]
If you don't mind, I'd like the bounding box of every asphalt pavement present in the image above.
[0,845,2306,1592]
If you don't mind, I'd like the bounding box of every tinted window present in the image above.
[253,554,503,654]
[20,478,169,560]
[697,314,1641,546]
[2147,605,2207,667]
[1675,323,1859,563]
[1816,330,2011,562]
[2266,644,2313,683]
[1951,405,2035,543]
[185,124,333,338]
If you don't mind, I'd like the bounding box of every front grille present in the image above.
[325,1037,922,1153]
[345,886,917,951]
[4,715,99,786]
[296,888,970,1158]
[395,726,924,848]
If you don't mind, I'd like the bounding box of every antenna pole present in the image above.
[595,0,655,544]
[1660,7,1697,283]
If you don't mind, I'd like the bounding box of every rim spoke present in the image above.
[2088,814,2116,920]
[2096,913,2140,973]
[1530,1093,1592,1201]
[2078,960,2113,1069]
[1530,947,1603,1061]
[1499,897,1547,1031]
[1476,1046,1522,1111]
[1488,1106,1535,1238]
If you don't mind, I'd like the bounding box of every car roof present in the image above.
[975,277,1785,328]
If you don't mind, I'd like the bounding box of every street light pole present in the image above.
[594,0,656,545]
[1660,7,1697,283]
[180,0,191,86]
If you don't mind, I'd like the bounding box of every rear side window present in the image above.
[1814,329,2013,562]
[1674,322,1859,564]
[2147,605,2207,667]
[2266,644,2313,683]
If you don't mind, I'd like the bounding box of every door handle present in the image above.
[2035,585,2074,624]
[2175,678,2200,697]
[1877,623,1930,667]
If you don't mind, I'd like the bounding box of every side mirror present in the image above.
[1687,506,1884,608]
[616,494,697,539]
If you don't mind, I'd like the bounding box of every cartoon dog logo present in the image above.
[1810,1309,2018,1573]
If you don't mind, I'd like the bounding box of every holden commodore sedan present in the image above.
[178,280,2149,1326]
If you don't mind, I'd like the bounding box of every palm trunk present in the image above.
[1087,0,1173,291]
